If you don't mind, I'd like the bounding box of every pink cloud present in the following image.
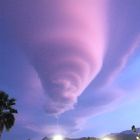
[3,0,109,114]
[91,0,140,88]
[1,0,140,138]
[20,86,124,137]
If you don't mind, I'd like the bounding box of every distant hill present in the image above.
[120,128,140,135]
[106,133,136,140]
[41,128,140,140]
[41,137,99,140]
[42,137,49,140]
[106,128,140,140]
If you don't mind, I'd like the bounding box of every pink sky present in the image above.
[1,0,140,139]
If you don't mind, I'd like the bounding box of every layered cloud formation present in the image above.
[1,0,140,139]
[2,0,109,114]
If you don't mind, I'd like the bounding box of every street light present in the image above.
[52,134,64,140]
[102,137,112,140]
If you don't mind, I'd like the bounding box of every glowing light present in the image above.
[102,137,112,140]
[52,134,64,140]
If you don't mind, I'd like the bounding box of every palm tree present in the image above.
[132,125,137,132]
[132,125,140,140]
[0,90,18,139]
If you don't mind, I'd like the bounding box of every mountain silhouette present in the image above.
[105,128,140,140]
[40,128,140,140]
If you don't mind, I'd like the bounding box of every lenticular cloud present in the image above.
[3,0,108,114]
[25,40,103,114]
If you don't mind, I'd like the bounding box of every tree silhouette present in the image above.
[132,125,136,132]
[0,91,18,139]
[132,125,140,140]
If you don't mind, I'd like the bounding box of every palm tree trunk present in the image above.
[0,126,2,140]
[0,123,3,140]
[0,129,2,140]
[0,127,3,140]
[0,133,2,140]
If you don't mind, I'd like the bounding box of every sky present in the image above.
[0,0,140,140]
